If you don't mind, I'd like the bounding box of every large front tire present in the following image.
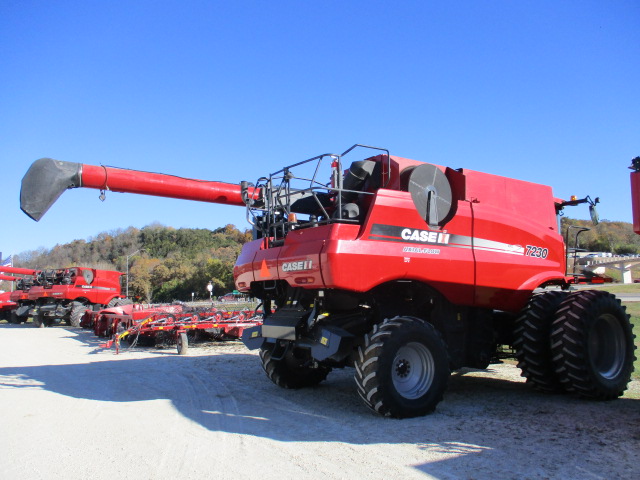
[69,302,88,328]
[259,342,331,389]
[354,316,450,418]
[513,290,568,393]
[551,290,636,399]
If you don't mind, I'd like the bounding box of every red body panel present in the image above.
[462,169,564,311]
[27,268,123,304]
[9,290,30,303]
[631,170,640,234]
[0,291,17,312]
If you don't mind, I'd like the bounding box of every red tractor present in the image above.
[20,146,636,417]
[0,264,129,327]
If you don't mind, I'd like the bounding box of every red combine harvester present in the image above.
[20,146,636,417]
[0,264,129,327]
[0,291,18,322]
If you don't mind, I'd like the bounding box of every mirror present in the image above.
[590,204,599,225]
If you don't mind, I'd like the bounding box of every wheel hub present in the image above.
[391,342,435,399]
[395,359,411,377]
[590,313,626,380]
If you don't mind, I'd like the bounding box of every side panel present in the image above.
[252,242,281,287]
[10,290,30,303]
[465,170,565,312]
[91,269,125,293]
[320,191,476,306]
[277,227,328,287]
[27,285,122,304]
[234,239,262,291]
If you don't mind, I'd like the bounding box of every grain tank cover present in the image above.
[407,164,453,227]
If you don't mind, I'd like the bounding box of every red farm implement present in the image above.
[99,307,263,355]
[81,302,263,354]
[113,309,263,355]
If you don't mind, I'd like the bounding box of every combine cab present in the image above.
[20,146,636,417]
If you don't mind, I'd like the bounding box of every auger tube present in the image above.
[0,274,21,282]
[21,158,251,221]
[0,266,37,276]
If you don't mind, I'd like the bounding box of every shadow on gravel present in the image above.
[1,327,639,479]
[0,321,34,329]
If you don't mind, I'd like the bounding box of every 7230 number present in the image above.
[525,245,548,259]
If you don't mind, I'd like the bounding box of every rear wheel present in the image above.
[260,342,331,388]
[513,290,568,393]
[9,310,19,324]
[354,316,450,418]
[551,290,636,399]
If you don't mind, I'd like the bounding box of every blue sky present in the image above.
[1,0,639,258]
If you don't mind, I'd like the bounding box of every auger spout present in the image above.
[21,158,253,221]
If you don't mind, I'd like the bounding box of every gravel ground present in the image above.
[0,323,638,480]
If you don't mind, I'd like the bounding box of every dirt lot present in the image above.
[0,323,638,480]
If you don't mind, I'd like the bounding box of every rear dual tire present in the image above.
[515,289,635,399]
[551,290,636,399]
[513,290,568,393]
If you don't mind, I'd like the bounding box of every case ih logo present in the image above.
[281,260,313,272]
[400,228,450,244]
[369,224,450,245]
